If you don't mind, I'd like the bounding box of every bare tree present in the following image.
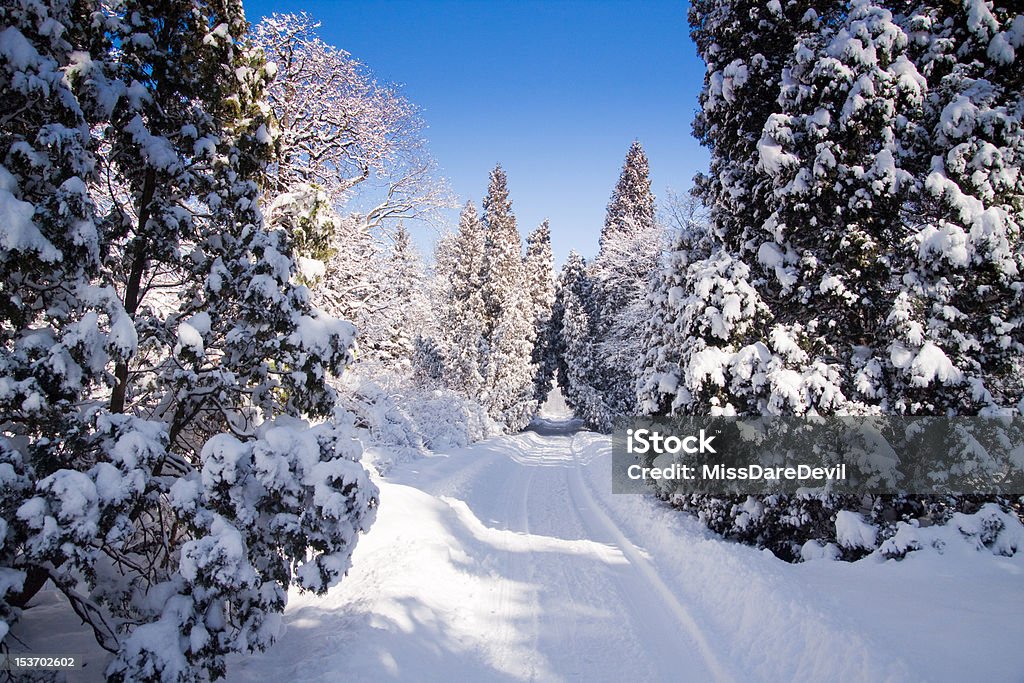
[252,12,450,233]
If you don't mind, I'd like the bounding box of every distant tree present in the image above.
[365,224,433,363]
[481,166,538,430]
[435,201,489,400]
[524,220,557,402]
[589,142,663,426]
[555,252,604,425]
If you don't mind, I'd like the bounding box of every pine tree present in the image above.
[480,166,538,430]
[0,0,124,633]
[436,201,489,400]
[897,0,1024,414]
[524,220,557,402]
[689,0,812,260]
[312,209,383,351]
[640,0,1024,560]
[2,3,378,678]
[749,0,929,414]
[367,224,433,364]
[555,252,604,426]
[599,141,657,251]
[589,142,662,427]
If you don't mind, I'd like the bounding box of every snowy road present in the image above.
[385,425,732,682]
[227,401,1024,683]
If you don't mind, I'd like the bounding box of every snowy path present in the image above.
[226,401,1024,683]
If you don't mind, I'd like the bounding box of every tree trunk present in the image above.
[110,167,157,414]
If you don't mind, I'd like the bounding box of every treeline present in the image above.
[424,166,555,431]
[419,142,665,436]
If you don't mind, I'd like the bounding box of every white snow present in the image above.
[835,510,878,550]
[720,59,749,103]
[0,165,61,262]
[910,341,963,387]
[219,415,1023,682]
[175,320,205,356]
[757,123,799,177]
[0,26,39,71]
[297,255,326,281]
[11,403,1024,682]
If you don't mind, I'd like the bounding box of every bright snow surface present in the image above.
[14,390,1024,681]
[225,390,1024,682]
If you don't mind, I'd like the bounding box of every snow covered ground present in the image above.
[11,391,1023,681]
[222,393,1024,683]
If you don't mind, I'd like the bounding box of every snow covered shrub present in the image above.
[878,502,1024,560]
[335,363,500,473]
[660,491,864,562]
[1,2,378,679]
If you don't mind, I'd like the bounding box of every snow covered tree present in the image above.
[599,141,657,252]
[555,252,605,425]
[264,183,341,279]
[480,166,538,430]
[689,0,811,260]
[637,195,721,415]
[556,142,661,430]
[363,224,433,364]
[252,12,447,231]
[589,142,662,427]
[302,204,382,347]
[0,0,125,633]
[434,201,489,400]
[896,0,1024,414]
[2,2,378,678]
[640,0,1024,560]
[524,220,557,402]
[745,0,929,415]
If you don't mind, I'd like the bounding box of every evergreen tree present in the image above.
[640,0,1024,560]
[481,166,538,430]
[599,141,657,251]
[367,224,433,364]
[0,0,122,632]
[1,2,378,677]
[436,201,488,400]
[524,220,557,402]
[590,142,662,427]
[556,252,604,425]
[689,0,813,260]
[264,183,341,279]
[898,0,1024,414]
[749,0,927,414]
[312,209,383,351]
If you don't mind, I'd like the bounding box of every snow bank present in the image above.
[335,363,501,473]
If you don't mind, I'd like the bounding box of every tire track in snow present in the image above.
[565,433,738,683]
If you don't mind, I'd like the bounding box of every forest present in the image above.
[1,0,1022,680]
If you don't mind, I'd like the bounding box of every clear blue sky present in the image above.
[244,0,708,264]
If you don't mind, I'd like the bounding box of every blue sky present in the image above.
[244,0,708,264]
